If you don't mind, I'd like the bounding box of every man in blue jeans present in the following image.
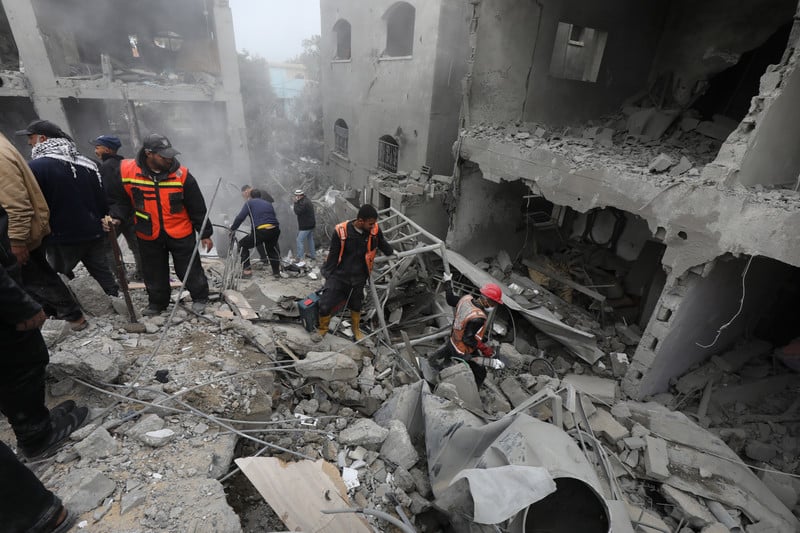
[0,205,85,532]
[231,189,281,278]
[293,189,316,262]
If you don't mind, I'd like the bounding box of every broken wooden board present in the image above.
[523,258,606,302]
[223,289,258,320]
[235,457,372,533]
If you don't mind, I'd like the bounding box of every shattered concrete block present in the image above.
[498,343,530,370]
[648,153,676,173]
[610,352,630,378]
[745,441,778,462]
[141,428,176,448]
[49,350,121,383]
[59,468,116,514]
[339,419,389,447]
[623,436,646,450]
[597,128,614,147]
[295,351,358,381]
[392,466,415,492]
[500,377,530,408]
[759,470,798,509]
[671,156,693,175]
[643,436,670,480]
[74,427,120,461]
[700,524,731,533]
[127,414,166,439]
[68,276,113,316]
[588,408,629,443]
[562,374,618,404]
[121,489,147,515]
[380,420,419,470]
[439,364,482,411]
[661,485,715,528]
[41,319,71,348]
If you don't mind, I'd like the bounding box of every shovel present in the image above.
[105,217,146,333]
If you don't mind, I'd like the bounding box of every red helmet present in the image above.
[480,283,503,305]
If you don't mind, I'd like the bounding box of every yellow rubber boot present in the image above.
[311,315,331,342]
[351,311,365,341]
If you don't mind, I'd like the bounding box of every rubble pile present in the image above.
[4,245,799,533]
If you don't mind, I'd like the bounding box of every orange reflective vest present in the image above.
[119,159,194,241]
[335,221,380,274]
[450,295,487,355]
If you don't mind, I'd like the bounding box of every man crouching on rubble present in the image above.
[430,273,505,387]
[313,204,394,342]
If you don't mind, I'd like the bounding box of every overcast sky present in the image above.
[229,0,321,62]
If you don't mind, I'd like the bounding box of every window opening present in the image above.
[334,119,349,156]
[377,135,399,172]
[550,22,607,82]
[384,2,415,57]
[333,19,351,60]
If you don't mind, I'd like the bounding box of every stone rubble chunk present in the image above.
[141,428,176,448]
[759,470,798,509]
[671,156,693,175]
[74,427,121,460]
[660,485,715,528]
[41,319,71,348]
[744,441,778,462]
[562,374,618,404]
[121,489,147,515]
[392,466,415,492]
[339,419,389,447]
[295,351,358,381]
[588,408,630,443]
[69,423,99,442]
[643,436,671,480]
[379,420,419,470]
[439,364,482,411]
[59,468,117,514]
[68,276,114,316]
[127,414,165,439]
[49,350,121,383]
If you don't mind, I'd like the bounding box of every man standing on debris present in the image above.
[16,120,119,299]
[91,134,143,281]
[106,133,213,315]
[230,188,281,279]
[430,274,505,386]
[293,189,316,262]
[0,127,88,331]
[0,204,89,467]
[315,204,394,341]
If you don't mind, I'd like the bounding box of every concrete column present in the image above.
[212,0,251,181]
[1,0,70,133]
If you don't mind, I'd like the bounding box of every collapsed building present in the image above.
[0,0,250,180]
[320,0,800,398]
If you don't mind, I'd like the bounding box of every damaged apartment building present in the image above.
[322,0,800,400]
[0,0,249,179]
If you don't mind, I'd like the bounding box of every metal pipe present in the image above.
[374,243,443,261]
[706,501,742,532]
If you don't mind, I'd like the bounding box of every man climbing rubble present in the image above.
[430,273,505,387]
[313,204,394,342]
[230,188,281,279]
[105,133,213,316]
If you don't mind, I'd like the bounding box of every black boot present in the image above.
[21,406,89,461]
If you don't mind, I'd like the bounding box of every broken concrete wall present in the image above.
[425,0,467,175]
[469,0,669,126]
[447,163,530,262]
[625,255,796,398]
[649,0,795,108]
[320,0,463,192]
[569,209,654,263]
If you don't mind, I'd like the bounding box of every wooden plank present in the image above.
[523,258,606,302]
[236,457,372,533]
[223,289,259,320]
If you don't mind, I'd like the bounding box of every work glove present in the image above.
[486,357,505,370]
[443,272,453,282]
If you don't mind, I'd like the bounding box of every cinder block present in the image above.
[644,436,670,480]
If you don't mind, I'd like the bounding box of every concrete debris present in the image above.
[660,484,716,528]
[339,419,390,447]
[74,427,120,460]
[41,319,71,348]
[48,348,122,383]
[439,363,483,411]
[643,435,670,480]
[121,489,147,515]
[379,420,419,470]
[588,407,629,443]
[68,275,114,316]
[141,428,177,448]
[295,351,359,381]
[59,468,117,514]
[562,374,618,404]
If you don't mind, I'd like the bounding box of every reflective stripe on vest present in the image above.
[450,295,487,355]
[335,221,380,274]
[119,159,193,241]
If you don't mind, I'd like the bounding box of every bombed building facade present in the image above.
[321,0,800,399]
[0,0,249,180]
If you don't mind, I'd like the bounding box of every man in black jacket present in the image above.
[0,205,84,531]
[293,189,316,261]
[92,135,142,280]
[314,204,394,341]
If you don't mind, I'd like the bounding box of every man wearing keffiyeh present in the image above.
[15,120,119,299]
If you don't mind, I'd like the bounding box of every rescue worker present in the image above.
[106,133,213,315]
[230,188,280,278]
[430,272,505,387]
[314,204,394,341]
[91,135,143,281]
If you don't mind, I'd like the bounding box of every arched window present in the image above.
[384,2,415,57]
[377,135,399,172]
[334,119,349,156]
[333,19,352,60]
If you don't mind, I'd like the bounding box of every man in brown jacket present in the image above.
[0,130,86,330]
